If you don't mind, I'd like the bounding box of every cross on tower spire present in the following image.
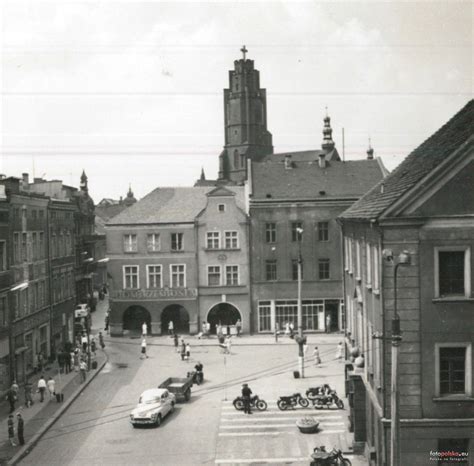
[240,45,248,60]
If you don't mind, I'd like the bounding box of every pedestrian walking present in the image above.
[289,321,295,338]
[99,332,105,350]
[142,321,147,337]
[5,387,17,413]
[140,338,148,359]
[79,360,87,383]
[81,333,88,352]
[284,321,290,337]
[16,413,24,445]
[11,380,19,395]
[57,351,65,374]
[90,338,97,354]
[180,340,186,361]
[37,351,44,373]
[73,349,80,372]
[185,343,191,361]
[7,415,16,446]
[241,383,252,414]
[24,381,34,407]
[168,320,174,336]
[47,377,56,399]
[313,346,321,367]
[274,322,280,343]
[173,333,179,352]
[65,351,72,374]
[104,313,110,333]
[37,376,47,402]
[224,336,232,354]
[325,314,332,333]
[235,319,242,337]
[216,323,223,339]
[336,342,343,361]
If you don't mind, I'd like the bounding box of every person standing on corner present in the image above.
[235,319,242,337]
[140,338,148,359]
[16,413,24,446]
[241,383,252,414]
[185,342,191,361]
[7,415,16,446]
[47,376,56,400]
[37,375,47,402]
[79,360,87,383]
[325,313,332,333]
[180,339,186,361]
[5,386,16,413]
[313,346,321,367]
[173,333,179,352]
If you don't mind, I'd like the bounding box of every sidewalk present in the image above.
[0,297,110,466]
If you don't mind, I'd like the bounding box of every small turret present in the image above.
[367,138,374,160]
[80,170,88,192]
[322,110,335,153]
[123,184,137,206]
[200,167,206,181]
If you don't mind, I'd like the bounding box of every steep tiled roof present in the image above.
[252,151,385,200]
[95,203,129,222]
[340,100,474,220]
[107,186,245,225]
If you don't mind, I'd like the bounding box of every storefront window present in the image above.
[258,301,271,332]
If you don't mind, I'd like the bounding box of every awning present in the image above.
[14,346,29,356]
[0,338,9,358]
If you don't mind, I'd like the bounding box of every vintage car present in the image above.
[130,388,176,427]
[74,303,90,319]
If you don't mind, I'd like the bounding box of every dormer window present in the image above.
[218,204,225,212]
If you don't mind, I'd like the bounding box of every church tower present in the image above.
[218,46,273,183]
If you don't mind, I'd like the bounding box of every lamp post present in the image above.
[388,250,411,466]
[296,227,304,378]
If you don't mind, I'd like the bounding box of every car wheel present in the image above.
[155,414,162,427]
[170,402,175,413]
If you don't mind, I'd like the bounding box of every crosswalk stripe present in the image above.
[220,422,345,429]
[220,416,343,422]
[218,432,288,437]
[215,455,355,464]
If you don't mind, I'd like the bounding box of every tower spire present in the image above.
[240,45,248,61]
[367,138,374,160]
[322,111,335,152]
[80,170,88,191]
[200,167,206,181]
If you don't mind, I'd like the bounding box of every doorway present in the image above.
[161,305,190,334]
[207,303,241,334]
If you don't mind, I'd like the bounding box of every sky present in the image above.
[1,1,472,202]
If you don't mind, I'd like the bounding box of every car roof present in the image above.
[140,388,168,398]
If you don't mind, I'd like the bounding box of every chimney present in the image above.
[319,153,326,169]
[22,173,29,184]
[367,139,374,160]
[284,154,293,169]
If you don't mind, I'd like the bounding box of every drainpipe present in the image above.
[194,219,200,335]
[46,201,54,362]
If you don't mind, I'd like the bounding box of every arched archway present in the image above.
[123,305,151,332]
[207,303,241,334]
[161,305,190,335]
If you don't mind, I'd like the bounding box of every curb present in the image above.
[7,353,109,466]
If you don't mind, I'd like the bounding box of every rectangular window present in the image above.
[319,259,330,280]
[373,245,379,291]
[258,301,272,332]
[0,296,7,326]
[13,233,20,264]
[32,232,37,261]
[0,241,5,272]
[291,222,303,242]
[224,231,238,249]
[22,233,27,261]
[171,233,184,251]
[147,234,161,252]
[355,241,361,279]
[265,223,276,243]
[206,231,220,249]
[147,265,162,288]
[266,260,277,281]
[207,266,221,286]
[123,266,139,289]
[225,265,239,286]
[39,232,44,259]
[439,347,466,395]
[348,239,353,273]
[292,259,303,281]
[366,243,372,288]
[123,234,138,253]
[218,204,225,212]
[437,249,469,297]
[317,222,329,241]
[170,264,186,288]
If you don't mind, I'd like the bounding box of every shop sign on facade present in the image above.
[111,288,198,301]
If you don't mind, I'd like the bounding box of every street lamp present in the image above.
[296,227,305,378]
[386,249,411,466]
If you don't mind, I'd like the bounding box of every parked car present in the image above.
[74,303,90,319]
[130,388,176,427]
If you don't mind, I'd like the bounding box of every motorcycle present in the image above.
[277,393,309,410]
[306,384,335,401]
[233,394,268,411]
[310,446,352,465]
[187,370,204,386]
[312,390,344,410]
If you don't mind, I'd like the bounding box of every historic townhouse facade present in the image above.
[106,186,250,336]
[248,117,387,334]
[339,100,474,466]
[196,186,250,333]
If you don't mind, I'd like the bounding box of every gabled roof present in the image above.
[107,186,245,225]
[207,186,235,197]
[340,100,474,220]
[251,150,386,200]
